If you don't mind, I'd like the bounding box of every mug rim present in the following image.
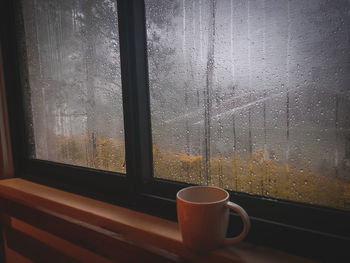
[176,185,229,205]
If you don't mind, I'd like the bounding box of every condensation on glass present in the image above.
[21,0,125,173]
[146,0,350,210]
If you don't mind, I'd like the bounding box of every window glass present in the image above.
[146,0,350,210]
[22,0,125,173]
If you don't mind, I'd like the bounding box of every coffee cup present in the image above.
[176,186,250,252]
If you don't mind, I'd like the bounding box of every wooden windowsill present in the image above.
[0,178,316,263]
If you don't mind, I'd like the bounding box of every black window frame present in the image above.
[1,0,349,261]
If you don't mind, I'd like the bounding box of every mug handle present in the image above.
[223,201,251,244]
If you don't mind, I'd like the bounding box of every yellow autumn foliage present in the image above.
[57,135,350,211]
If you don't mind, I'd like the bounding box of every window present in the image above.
[22,0,125,173]
[1,0,349,261]
[146,0,350,211]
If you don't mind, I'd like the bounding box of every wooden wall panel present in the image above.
[0,194,184,263]
[5,248,34,263]
[5,226,78,263]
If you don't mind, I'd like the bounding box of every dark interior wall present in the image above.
[0,41,14,179]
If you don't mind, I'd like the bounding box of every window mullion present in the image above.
[118,0,153,192]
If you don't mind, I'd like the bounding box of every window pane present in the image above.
[22,0,125,173]
[146,0,350,210]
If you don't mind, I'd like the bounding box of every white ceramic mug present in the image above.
[176,186,250,252]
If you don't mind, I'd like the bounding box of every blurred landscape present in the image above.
[21,0,350,210]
